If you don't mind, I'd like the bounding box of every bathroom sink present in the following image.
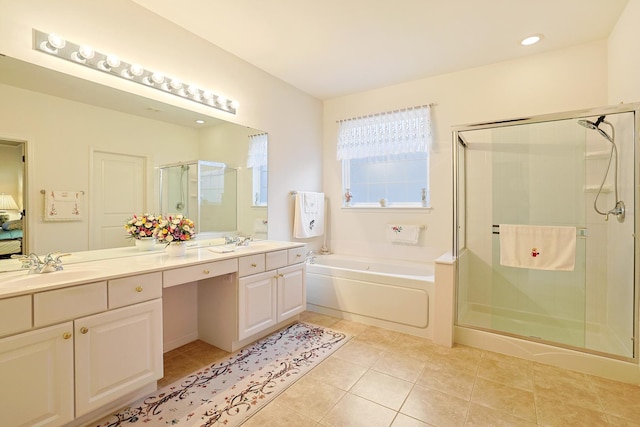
[0,268,103,289]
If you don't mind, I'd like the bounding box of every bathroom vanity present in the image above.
[0,240,306,427]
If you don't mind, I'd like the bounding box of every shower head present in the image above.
[577,115,605,130]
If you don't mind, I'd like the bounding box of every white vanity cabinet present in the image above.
[0,272,163,427]
[238,248,306,341]
[0,322,75,427]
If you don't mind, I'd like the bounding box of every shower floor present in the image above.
[458,304,632,359]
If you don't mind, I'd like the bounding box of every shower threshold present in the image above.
[458,303,632,360]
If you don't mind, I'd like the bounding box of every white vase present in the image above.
[165,241,187,257]
[135,237,156,251]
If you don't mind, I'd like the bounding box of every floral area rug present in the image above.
[95,322,350,427]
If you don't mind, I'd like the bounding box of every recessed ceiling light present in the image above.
[521,34,542,46]
[195,119,205,124]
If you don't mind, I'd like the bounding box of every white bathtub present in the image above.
[306,254,434,337]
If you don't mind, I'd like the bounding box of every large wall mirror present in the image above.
[0,56,267,256]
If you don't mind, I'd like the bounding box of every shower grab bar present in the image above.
[491,225,587,238]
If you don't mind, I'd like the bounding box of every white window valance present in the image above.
[247,133,268,168]
[337,105,432,160]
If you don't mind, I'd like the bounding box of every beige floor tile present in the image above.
[158,354,207,388]
[387,333,436,361]
[300,311,341,328]
[320,393,397,427]
[533,363,601,411]
[333,339,385,368]
[353,325,400,351]
[535,395,609,427]
[242,400,317,427]
[401,384,469,426]
[272,376,345,422]
[471,377,536,423]
[306,356,368,390]
[589,375,640,421]
[350,370,413,411]
[465,403,537,427]
[417,361,476,400]
[372,352,426,383]
[607,413,640,427]
[477,354,533,391]
[329,318,371,336]
[428,345,482,373]
[390,413,430,427]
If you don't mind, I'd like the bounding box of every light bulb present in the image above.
[129,64,144,77]
[202,90,214,100]
[71,45,95,63]
[169,79,183,90]
[40,33,66,53]
[98,54,121,71]
[187,85,199,96]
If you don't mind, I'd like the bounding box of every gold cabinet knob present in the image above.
[62,332,72,340]
[203,269,210,274]
[279,273,284,277]
[80,327,89,334]
[296,254,302,258]
[251,263,257,267]
[135,286,143,292]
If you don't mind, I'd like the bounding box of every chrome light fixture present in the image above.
[33,29,238,114]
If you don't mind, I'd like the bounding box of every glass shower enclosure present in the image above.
[159,160,238,235]
[453,104,638,360]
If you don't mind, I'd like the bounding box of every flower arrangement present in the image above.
[124,214,162,240]
[157,214,196,244]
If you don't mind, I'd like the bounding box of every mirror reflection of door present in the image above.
[91,151,146,249]
[0,139,25,258]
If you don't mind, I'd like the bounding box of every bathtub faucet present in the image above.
[305,250,317,264]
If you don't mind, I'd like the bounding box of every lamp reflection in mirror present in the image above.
[33,29,238,114]
[0,194,18,223]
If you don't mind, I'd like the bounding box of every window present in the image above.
[338,106,432,207]
[247,133,268,206]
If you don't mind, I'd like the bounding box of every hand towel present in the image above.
[386,224,421,244]
[293,192,324,238]
[499,224,576,271]
[44,190,84,221]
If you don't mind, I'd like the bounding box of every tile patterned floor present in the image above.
[161,312,640,426]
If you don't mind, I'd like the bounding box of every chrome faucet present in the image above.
[305,250,317,264]
[224,235,253,246]
[18,252,70,274]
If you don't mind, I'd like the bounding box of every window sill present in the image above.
[341,205,432,212]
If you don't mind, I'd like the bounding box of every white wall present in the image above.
[0,0,323,247]
[608,0,640,104]
[324,41,608,262]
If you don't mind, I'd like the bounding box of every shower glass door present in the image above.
[455,107,637,360]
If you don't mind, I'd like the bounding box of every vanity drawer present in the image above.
[239,254,266,277]
[0,295,32,337]
[163,258,238,288]
[265,250,288,270]
[34,282,107,328]
[288,246,307,265]
[108,272,162,308]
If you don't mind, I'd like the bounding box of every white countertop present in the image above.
[0,240,305,299]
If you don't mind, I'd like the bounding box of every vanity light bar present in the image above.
[33,29,238,115]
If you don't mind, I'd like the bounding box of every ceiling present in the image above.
[132,0,629,100]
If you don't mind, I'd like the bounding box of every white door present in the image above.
[238,271,277,340]
[91,151,146,249]
[0,322,74,427]
[277,264,306,322]
[74,299,163,417]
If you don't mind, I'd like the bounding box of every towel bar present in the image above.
[491,224,587,237]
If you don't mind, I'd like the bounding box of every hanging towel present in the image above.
[499,224,576,271]
[385,224,422,244]
[44,190,84,222]
[293,192,325,238]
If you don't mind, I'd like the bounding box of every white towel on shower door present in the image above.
[499,224,576,271]
[293,192,325,238]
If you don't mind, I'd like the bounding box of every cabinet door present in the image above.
[0,322,74,427]
[277,264,306,322]
[75,299,163,416]
[238,271,277,340]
